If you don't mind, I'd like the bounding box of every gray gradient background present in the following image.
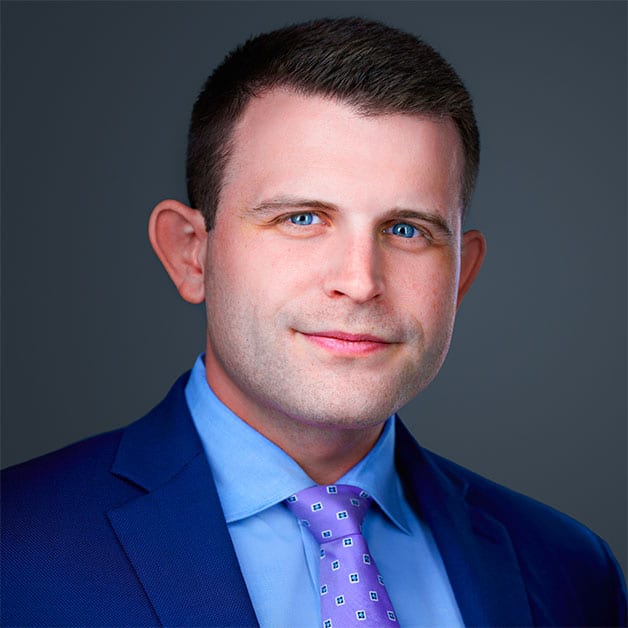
[2,1,626,573]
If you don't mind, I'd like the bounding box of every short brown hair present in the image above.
[187,17,479,229]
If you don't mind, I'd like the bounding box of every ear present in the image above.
[457,229,486,307]
[148,199,208,304]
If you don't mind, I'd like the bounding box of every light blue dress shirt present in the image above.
[185,354,463,627]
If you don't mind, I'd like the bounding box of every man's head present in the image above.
[187,17,479,229]
[149,17,485,477]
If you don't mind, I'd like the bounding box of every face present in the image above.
[201,89,477,435]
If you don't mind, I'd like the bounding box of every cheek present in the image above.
[208,232,308,320]
[245,237,317,289]
[208,227,265,287]
[398,254,459,323]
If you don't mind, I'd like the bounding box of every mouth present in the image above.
[297,330,395,356]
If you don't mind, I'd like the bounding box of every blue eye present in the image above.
[390,222,420,238]
[289,212,318,226]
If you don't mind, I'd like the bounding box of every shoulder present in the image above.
[396,420,615,561]
[1,426,138,569]
[2,371,193,515]
[3,426,122,482]
[2,428,126,517]
[0,373,196,626]
[426,448,627,620]
[1,427,151,625]
[428,449,604,550]
[395,420,626,623]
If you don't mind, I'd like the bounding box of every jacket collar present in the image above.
[395,417,533,627]
[107,373,259,627]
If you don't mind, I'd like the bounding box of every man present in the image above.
[2,16,626,627]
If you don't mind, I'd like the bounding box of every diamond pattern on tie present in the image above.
[285,485,397,627]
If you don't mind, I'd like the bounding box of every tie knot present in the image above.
[284,485,372,543]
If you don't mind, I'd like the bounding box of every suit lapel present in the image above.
[395,419,533,627]
[106,374,258,627]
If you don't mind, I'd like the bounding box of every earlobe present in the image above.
[148,199,208,304]
[457,229,486,307]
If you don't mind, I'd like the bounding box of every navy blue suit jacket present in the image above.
[2,373,626,626]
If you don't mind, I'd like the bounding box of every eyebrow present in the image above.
[250,195,453,236]
[250,196,340,214]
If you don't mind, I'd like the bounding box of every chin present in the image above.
[282,385,416,430]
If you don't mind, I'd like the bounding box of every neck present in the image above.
[209,388,385,485]
[203,362,388,483]
[258,419,385,485]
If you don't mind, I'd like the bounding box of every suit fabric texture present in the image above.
[2,373,626,627]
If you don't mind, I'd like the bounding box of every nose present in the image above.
[322,235,385,303]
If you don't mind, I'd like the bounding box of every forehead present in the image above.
[220,89,464,217]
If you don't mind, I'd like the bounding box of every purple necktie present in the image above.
[285,484,398,626]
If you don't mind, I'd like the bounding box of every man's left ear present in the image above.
[148,199,208,304]
[457,229,486,307]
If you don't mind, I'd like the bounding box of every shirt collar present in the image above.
[338,418,411,534]
[185,353,410,533]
